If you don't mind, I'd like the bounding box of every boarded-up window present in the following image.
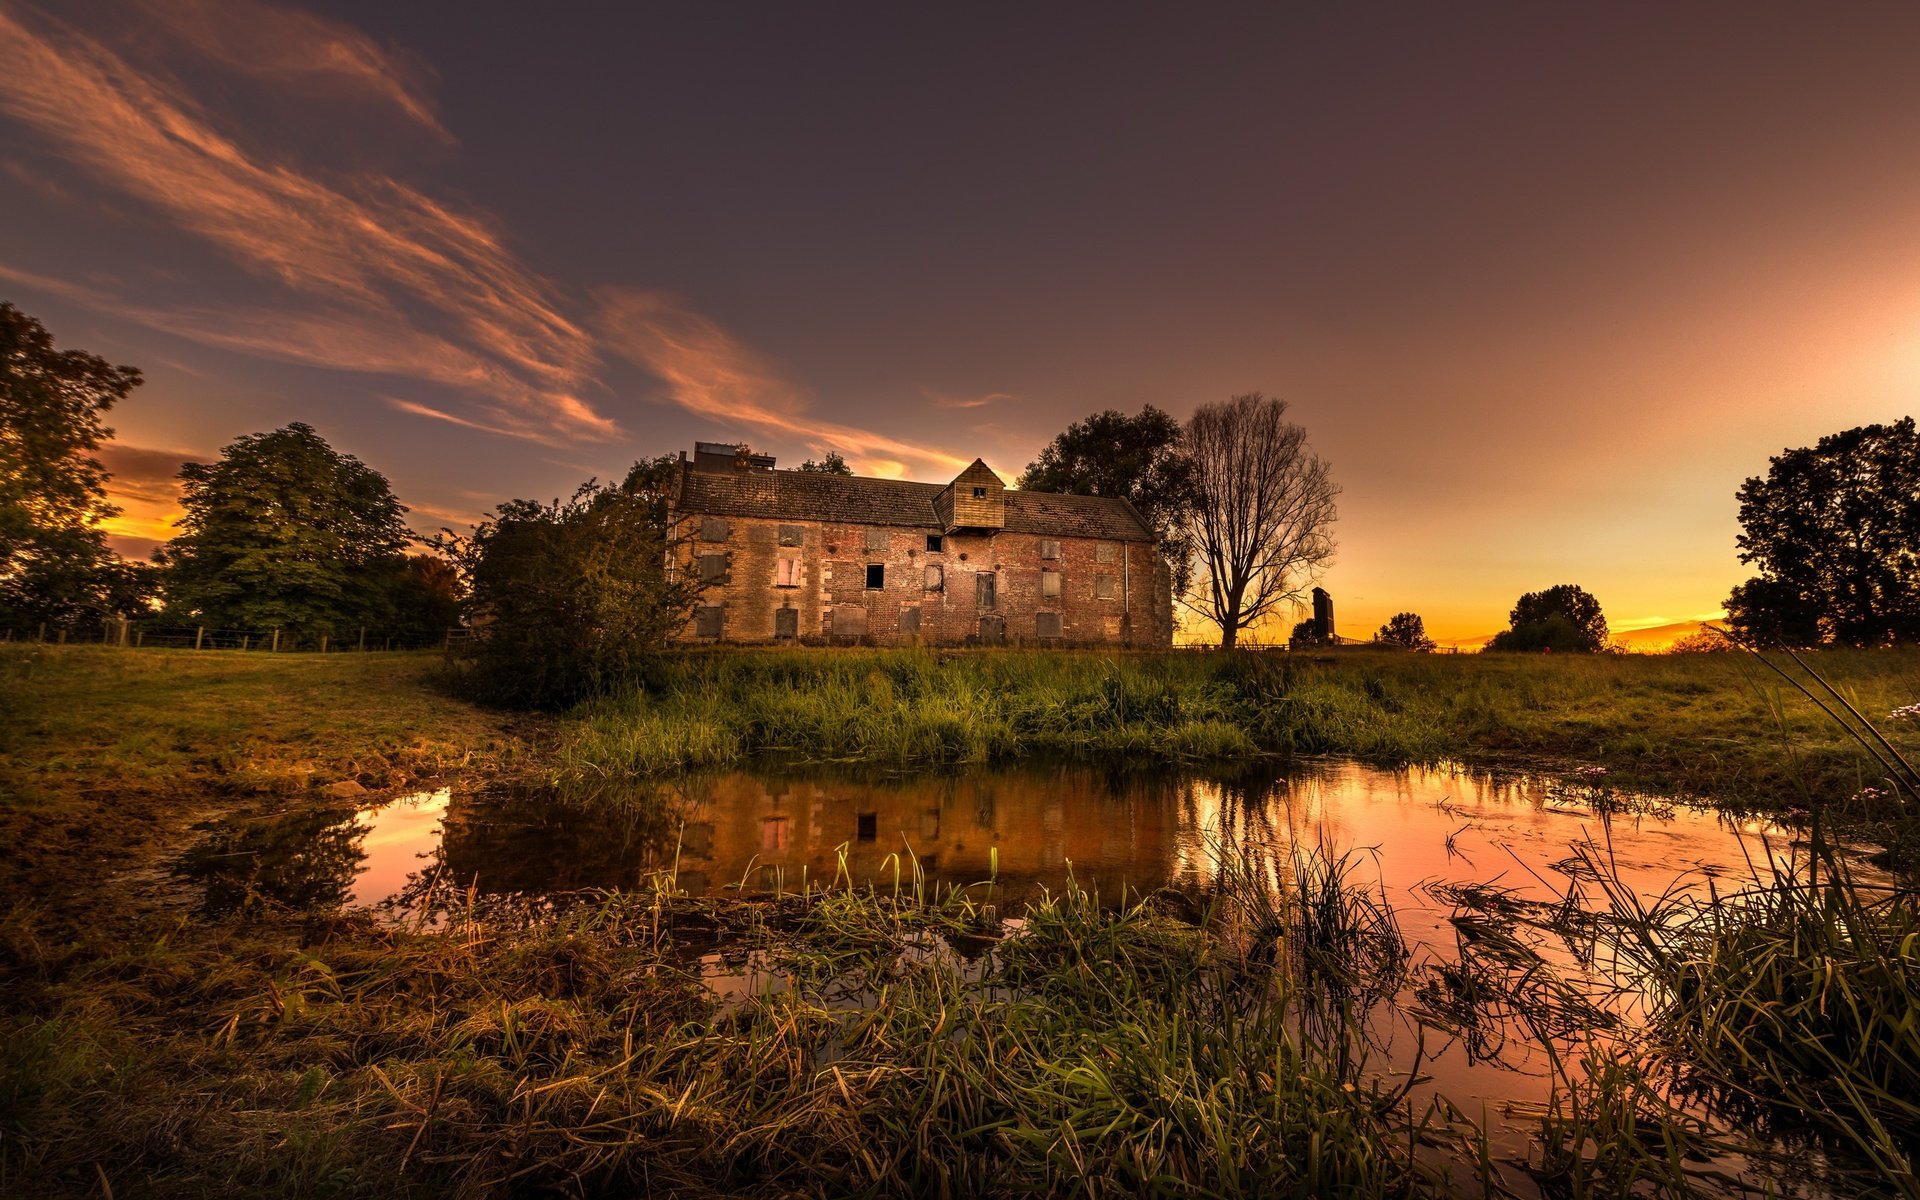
[778,524,804,546]
[866,563,885,589]
[1036,612,1063,639]
[701,517,730,542]
[695,606,724,638]
[776,557,798,587]
[979,614,1006,643]
[698,554,728,584]
[1039,539,1060,560]
[1041,570,1062,599]
[774,607,798,639]
[924,563,943,591]
[833,606,868,637]
[900,606,921,634]
[1096,542,1117,564]
[1094,573,1116,600]
[975,571,996,608]
[865,528,888,553]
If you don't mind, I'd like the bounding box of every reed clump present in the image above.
[3,863,1483,1199]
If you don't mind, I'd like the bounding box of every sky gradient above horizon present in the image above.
[4,0,1918,643]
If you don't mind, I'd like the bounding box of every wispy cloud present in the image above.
[0,1,607,441]
[598,288,970,477]
[129,0,452,141]
[0,0,954,473]
[922,386,1012,410]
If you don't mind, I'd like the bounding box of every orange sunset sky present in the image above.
[3,1,1917,645]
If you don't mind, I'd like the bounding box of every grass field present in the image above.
[4,643,1917,1197]
[552,646,1920,839]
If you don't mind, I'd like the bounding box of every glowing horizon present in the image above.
[7,1,1917,642]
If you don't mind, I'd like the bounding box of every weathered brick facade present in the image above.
[668,444,1172,647]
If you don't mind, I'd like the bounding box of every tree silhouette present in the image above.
[1486,585,1609,653]
[1180,394,1338,649]
[1374,612,1435,650]
[1727,418,1920,646]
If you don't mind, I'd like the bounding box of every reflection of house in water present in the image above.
[436,791,680,895]
[672,767,1194,898]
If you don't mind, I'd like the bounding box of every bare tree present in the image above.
[1180,394,1339,648]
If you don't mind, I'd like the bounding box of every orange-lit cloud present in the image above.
[0,2,608,441]
[598,288,972,478]
[0,0,958,474]
[923,387,1012,410]
[129,0,452,141]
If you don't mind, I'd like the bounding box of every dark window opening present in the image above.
[975,571,996,609]
[866,563,885,589]
[926,534,944,552]
[856,812,878,842]
[971,486,987,498]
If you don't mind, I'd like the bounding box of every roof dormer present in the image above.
[936,459,1005,533]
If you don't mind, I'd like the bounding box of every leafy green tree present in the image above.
[1485,584,1609,652]
[797,450,853,475]
[1,302,143,626]
[159,423,413,634]
[380,554,464,646]
[448,469,698,708]
[1727,418,1920,646]
[1374,611,1435,650]
[1019,406,1198,590]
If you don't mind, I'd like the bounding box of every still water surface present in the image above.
[175,759,1852,1196]
[178,759,1796,919]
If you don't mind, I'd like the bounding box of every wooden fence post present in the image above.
[194,626,205,651]
[241,635,249,651]
[271,628,281,653]
[57,629,67,645]
[37,622,46,643]
[357,626,366,652]
[135,630,144,648]
[320,634,329,654]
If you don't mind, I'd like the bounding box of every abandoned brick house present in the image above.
[667,442,1173,646]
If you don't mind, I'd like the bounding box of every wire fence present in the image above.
[0,619,469,653]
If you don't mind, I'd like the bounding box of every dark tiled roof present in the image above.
[676,467,1155,541]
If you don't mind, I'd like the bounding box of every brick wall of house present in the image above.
[673,514,1172,647]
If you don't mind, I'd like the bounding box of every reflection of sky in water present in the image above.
[348,787,448,908]
[176,762,1866,1197]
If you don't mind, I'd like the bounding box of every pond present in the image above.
[174,759,1867,1196]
